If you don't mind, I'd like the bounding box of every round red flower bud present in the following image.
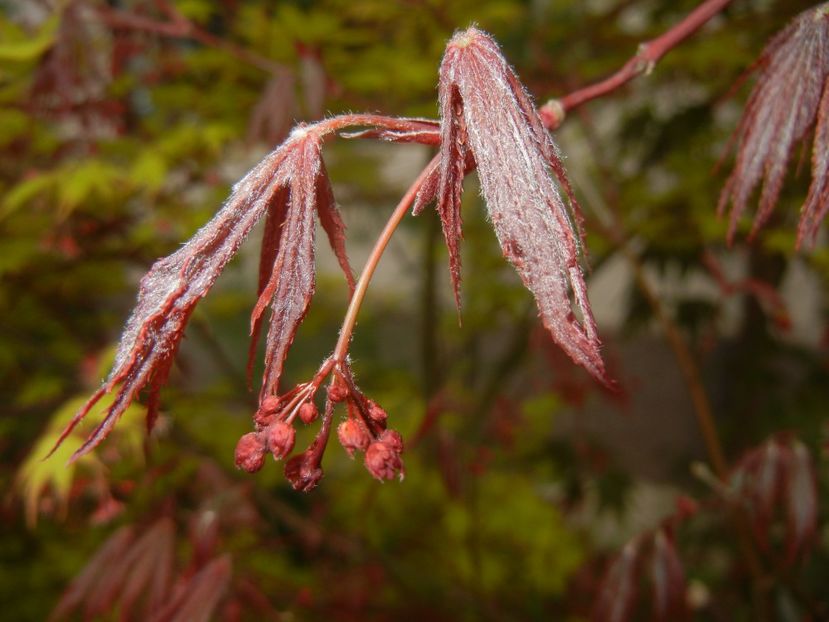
[254,395,281,427]
[265,421,296,460]
[253,411,271,428]
[379,429,404,453]
[234,432,267,473]
[260,395,281,415]
[364,441,404,481]
[327,379,348,402]
[337,418,371,457]
[367,400,388,423]
[298,401,319,424]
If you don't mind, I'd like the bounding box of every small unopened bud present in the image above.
[367,400,388,423]
[337,419,371,457]
[538,99,565,130]
[328,380,348,402]
[364,441,404,482]
[285,453,324,492]
[234,432,267,473]
[379,429,404,453]
[260,395,281,415]
[299,401,319,424]
[254,395,281,427]
[265,421,296,460]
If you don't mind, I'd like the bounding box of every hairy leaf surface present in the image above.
[720,5,829,244]
[438,28,610,385]
[54,127,353,459]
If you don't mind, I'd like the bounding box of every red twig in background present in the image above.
[95,2,284,75]
[540,0,734,127]
[702,251,791,330]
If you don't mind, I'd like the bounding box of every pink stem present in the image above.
[332,155,439,363]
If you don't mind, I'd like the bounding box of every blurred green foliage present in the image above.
[2,0,829,620]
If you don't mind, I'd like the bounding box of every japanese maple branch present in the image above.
[316,0,735,375]
[701,251,789,326]
[540,0,734,127]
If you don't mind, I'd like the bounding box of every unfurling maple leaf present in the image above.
[433,27,612,386]
[51,125,354,462]
[50,518,233,622]
[592,524,689,622]
[593,541,640,622]
[650,529,687,622]
[247,130,354,402]
[719,4,829,246]
[731,435,818,563]
[783,439,818,562]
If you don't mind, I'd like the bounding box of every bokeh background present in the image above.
[2,0,828,620]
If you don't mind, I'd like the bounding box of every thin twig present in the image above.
[332,156,438,362]
[540,0,734,127]
[95,5,284,75]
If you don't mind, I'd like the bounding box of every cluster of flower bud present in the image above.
[234,391,319,473]
[234,418,297,474]
[233,368,405,487]
[333,389,404,481]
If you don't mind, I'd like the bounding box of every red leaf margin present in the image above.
[731,435,819,563]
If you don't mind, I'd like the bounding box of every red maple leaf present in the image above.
[432,27,612,387]
[720,5,829,246]
[51,126,354,462]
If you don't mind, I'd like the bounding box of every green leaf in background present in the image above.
[56,160,125,217]
[15,394,146,528]
[0,15,58,63]
[1,173,54,219]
